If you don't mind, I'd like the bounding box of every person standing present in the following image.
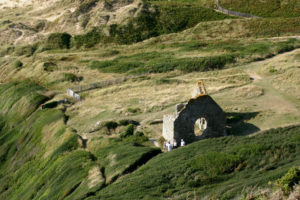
[180,139,185,147]
[166,141,172,152]
[173,140,177,149]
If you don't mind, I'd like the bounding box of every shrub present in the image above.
[46,33,72,49]
[72,28,102,48]
[14,44,38,56]
[14,60,23,69]
[120,124,135,138]
[269,68,277,73]
[43,62,57,72]
[126,107,142,114]
[134,131,144,137]
[103,121,118,131]
[124,132,149,144]
[119,119,140,126]
[63,73,83,82]
[0,46,14,56]
[275,167,300,193]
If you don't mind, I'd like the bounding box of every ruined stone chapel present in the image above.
[162,81,227,144]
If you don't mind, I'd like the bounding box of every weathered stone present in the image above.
[162,95,226,144]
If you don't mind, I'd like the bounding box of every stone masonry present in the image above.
[162,82,227,144]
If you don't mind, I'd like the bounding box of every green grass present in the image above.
[88,39,300,74]
[91,140,161,183]
[0,82,96,200]
[89,51,236,74]
[220,0,300,18]
[0,81,300,200]
[0,81,160,199]
[92,125,300,199]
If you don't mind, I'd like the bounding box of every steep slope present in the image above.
[0,81,160,200]
[0,0,233,45]
[92,125,300,199]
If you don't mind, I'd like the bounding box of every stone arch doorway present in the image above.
[194,117,207,136]
[173,95,226,144]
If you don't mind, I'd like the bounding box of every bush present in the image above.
[126,107,142,114]
[72,28,102,48]
[120,124,135,138]
[43,62,57,72]
[46,33,72,49]
[134,131,144,137]
[63,73,83,82]
[119,119,140,126]
[14,44,38,56]
[124,132,149,144]
[0,46,14,56]
[103,121,118,131]
[14,60,23,69]
[269,68,277,73]
[275,167,300,193]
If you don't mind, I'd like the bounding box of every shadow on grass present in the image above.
[226,112,260,136]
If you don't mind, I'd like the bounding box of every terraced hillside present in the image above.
[0,0,300,199]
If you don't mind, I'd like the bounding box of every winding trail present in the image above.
[215,0,260,18]
[242,48,300,132]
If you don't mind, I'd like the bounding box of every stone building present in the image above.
[162,81,227,144]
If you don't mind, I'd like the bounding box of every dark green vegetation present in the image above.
[63,73,83,82]
[1,0,300,199]
[220,0,300,17]
[46,33,72,49]
[0,82,159,200]
[88,39,300,74]
[14,60,23,69]
[71,2,233,47]
[91,125,300,199]
[0,82,299,200]
[14,44,38,56]
[275,167,300,194]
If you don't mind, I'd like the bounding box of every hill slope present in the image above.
[0,0,300,199]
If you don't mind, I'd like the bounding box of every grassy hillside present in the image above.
[0,0,300,199]
[88,38,300,74]
[0,82,160,200]
[91,125,300,199]
[220,0,300,17]
[0,81,299,200]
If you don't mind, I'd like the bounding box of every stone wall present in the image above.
[162,95,227,144]
[162,114,177,143]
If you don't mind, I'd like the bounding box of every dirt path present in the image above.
[243,49,300,131]
[215,0,260,18]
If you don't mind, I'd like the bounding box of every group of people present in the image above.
[164,139,185,152]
